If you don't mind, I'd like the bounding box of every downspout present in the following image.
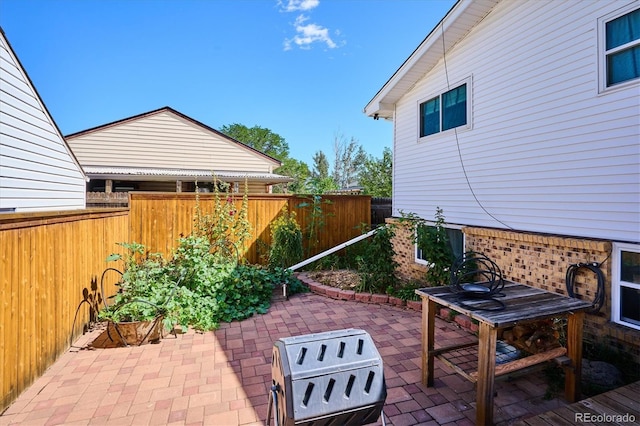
[288,227,380,271]
[282,226,381,299]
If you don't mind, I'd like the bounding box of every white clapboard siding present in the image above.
[0,30,86,212]
[66,109,280,173]
[390,0,639,243]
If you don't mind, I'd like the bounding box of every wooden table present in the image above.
[416,282,593,426]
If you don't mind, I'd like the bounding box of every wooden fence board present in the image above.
[0,209,129,413]
[129,193,370,264]
[0,231,5,409]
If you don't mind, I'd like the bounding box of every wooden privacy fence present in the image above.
[0,209,129,413]
[129,192,372,264]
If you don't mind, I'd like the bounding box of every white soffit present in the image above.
[364,0,499,119]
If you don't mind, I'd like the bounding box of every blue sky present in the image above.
[1,0,456,167]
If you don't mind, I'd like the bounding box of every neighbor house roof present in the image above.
[364,0,499,120]
[66,106,282,166]
[65,106,292,183]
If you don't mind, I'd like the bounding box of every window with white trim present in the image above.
[415,226,464,265]
[419,79,471,138]
[599,5,640,91]
[611,242,640,330]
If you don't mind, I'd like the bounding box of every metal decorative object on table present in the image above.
[449,251,506,311]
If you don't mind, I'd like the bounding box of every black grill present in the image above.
[269,329,386,425]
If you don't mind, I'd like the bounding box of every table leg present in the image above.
[565,311,584,402]
[476,322,497,426]
[421,297,436,386]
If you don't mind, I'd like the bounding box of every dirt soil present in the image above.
[305,269,361,290]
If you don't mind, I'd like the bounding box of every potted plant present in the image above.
[98,242,179,346]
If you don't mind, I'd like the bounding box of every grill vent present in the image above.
[270,329,386,425]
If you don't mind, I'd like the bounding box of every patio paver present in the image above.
[0,292,568,425]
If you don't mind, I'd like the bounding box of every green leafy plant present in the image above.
[167,235,306,331]
[400,207,454,287]
[268,208,304,269]
[310,253,343,270]
[97,180,312,334]
[387,284,421,301]
[98,243,180,328]
[356,224,399,294]
[193,176,252,261]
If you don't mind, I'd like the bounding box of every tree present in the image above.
[275,158,310,194]
[219,123,311,193]
[307,176,338,194]
[332,133,367,189]
[359,147,392,197]
[311,151,330,179]
[219,123,289,161]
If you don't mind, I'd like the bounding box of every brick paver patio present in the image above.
[0,291,568,425]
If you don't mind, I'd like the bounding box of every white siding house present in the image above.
[365,0,640,355]
[0,28,86,212]
[365,0,639,244]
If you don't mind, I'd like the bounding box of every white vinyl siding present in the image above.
[66,110,279,173]
[392,0,640,243]
[0,32,86,212]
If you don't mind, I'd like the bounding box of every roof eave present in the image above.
[86,175,294,184]
[364,0,499,119]
[83,168,294,184]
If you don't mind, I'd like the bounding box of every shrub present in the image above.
[400,207,454,287]
[98,242,180,327]
[193,176,252,261]
[356,224,399,293]
[268,209,303,269]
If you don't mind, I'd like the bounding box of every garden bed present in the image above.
[305,269,361,290]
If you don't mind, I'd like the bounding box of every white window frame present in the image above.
[417,76,473,141]
[597,3,640,94]
[415,223,465,266]
[611,242,640,331]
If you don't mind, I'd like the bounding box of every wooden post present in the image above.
[422,296,436,386]
[565,311,584,402]
[176,180,182,193]
[476,321,497,426]
[105,179,113,193]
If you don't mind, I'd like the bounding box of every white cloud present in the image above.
[284,14,337,51]
[279,0,319,12]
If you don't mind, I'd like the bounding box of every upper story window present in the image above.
[611,242,640,330]
[419,80,470,138]
[600,5,640,91]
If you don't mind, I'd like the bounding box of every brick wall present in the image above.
[464,227,639,363]
[389,219,640,363]
[386,218,427,284]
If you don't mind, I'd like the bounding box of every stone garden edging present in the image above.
[295,272,479,333]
